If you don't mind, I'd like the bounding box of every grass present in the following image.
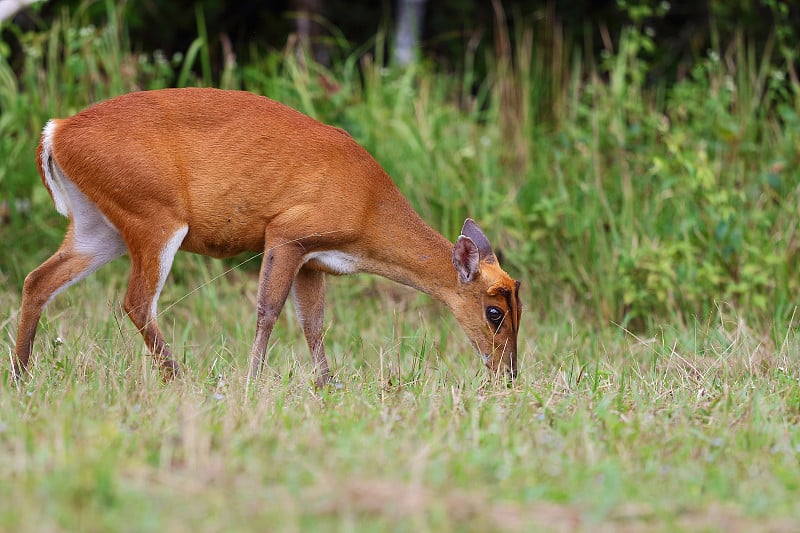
[2,2,800,531]
[2,246,799,530]
[1,268,799,531]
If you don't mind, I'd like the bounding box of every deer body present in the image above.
[14,88,521,384]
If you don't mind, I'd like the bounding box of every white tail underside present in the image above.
[40,120,69,217]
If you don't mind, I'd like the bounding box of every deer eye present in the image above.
[486,306,504,327]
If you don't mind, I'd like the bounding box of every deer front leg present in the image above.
[292,265,331,387]
[247,240,304,382]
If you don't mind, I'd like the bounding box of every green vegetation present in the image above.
[1,2,799,531]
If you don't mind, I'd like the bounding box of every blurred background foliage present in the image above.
[1,0,799,330]
[4,1,797,83]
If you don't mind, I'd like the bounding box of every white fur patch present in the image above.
[304,250,359,274]
[40,120,70,217]
[151,226,189,318]
[62,179,127,261]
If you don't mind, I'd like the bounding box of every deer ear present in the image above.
[461,218,496,263]
[453,235,480,283]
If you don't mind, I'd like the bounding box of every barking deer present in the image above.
[13,88,522,385]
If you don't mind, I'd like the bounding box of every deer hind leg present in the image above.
[247,239,305,382]
[14,183,127,378]
[292,265,331,387]
[121,225,188,380]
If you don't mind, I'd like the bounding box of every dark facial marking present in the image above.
[497,286,519,336]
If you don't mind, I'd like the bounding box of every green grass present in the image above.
[2,269,799,531]
[2,3,800,531]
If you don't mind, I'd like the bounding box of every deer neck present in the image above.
[360,197,460,309]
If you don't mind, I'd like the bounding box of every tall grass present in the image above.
[3,3,799,326]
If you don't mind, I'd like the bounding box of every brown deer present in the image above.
[13,88,522,385]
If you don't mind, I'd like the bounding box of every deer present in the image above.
[12,88,522,386]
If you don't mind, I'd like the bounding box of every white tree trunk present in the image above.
[394,0,427,66]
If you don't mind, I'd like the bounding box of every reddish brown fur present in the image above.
[13,88,522,384]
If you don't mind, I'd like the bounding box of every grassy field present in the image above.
[2,4,800,532]
[2,262,799,532]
